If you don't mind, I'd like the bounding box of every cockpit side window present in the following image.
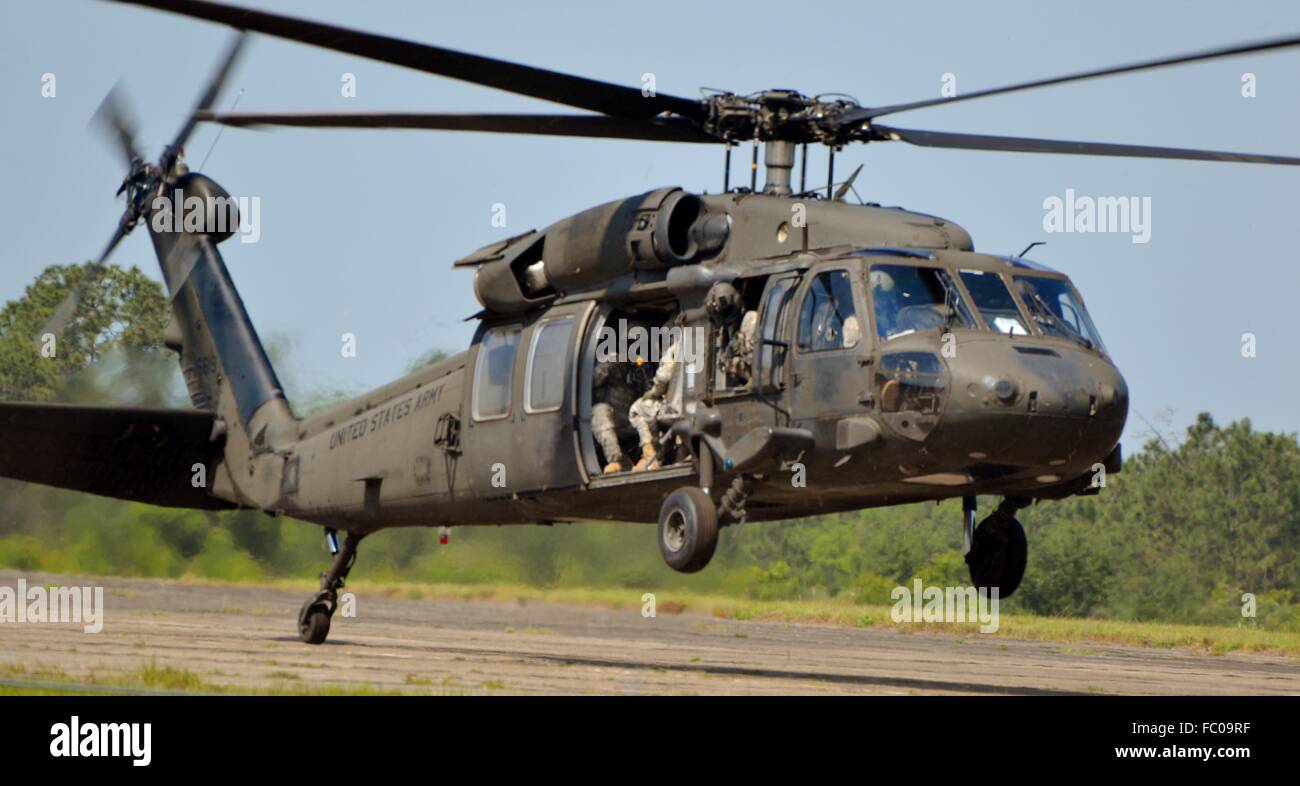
[959,270,1029,336]
[757,275,798,389]
[1013,275,1104,351]
[797,270,861,352]
[869,264,975,342]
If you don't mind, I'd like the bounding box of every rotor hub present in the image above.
[701,90,870,146]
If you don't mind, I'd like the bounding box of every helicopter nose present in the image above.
[942,340,1127,473]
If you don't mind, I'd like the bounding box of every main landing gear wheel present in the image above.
[965,512,1028,599]
[658,487,719,573]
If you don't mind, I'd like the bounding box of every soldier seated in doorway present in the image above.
[592,354,640,474]
[628,316,687,472]
[707,282,758,389]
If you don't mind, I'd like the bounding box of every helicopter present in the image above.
[5,0,1300,645]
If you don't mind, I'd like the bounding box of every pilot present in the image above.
[869,268,898,340]
[592,355,638,474]
[628,321,684,472]
[706,282,758,387]
[841,312,862,347]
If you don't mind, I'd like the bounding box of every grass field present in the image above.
[0,662,415,696]
[232,576,1300,658]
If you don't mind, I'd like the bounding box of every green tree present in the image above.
[0,262,169,401]
[406,348,451,373]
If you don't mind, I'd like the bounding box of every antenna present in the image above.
[833,164,863,202]
[198,87,244,170]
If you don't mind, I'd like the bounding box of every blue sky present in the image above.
[3,0,1299,446]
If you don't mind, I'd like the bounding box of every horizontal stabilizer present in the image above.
[0,401,235,510]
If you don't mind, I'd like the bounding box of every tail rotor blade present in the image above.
[39,220,132,338]
[163,31,247,171]
[90,82,143,167]
[40,287,87,341]
[162,234,202,303]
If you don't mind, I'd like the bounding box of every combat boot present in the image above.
[631,442,658,472]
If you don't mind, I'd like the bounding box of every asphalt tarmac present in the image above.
[1,571,1296,695]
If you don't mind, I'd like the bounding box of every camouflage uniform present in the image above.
[592,358,638,471]
[723,309,759,386]
[629,337,682,469]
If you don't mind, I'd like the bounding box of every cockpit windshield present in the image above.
[959,270,1028,336]
[1013,275,1104,351]
[870,264,975,341]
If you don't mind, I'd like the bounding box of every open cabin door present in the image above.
[461,302,594,498]
[577,302,705,486]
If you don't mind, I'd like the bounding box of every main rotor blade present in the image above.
[872,124,1300,165]
[107,0,704,122]
[195,110,720,143]
[163,30,247,171]
[852,32,1300,122]
[90,82,143,167]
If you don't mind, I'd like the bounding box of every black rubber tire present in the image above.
[658,487,719,573]
[965,513,1028,599]
[298,601,332,645]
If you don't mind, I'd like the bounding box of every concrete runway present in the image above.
[1,571,1297,695]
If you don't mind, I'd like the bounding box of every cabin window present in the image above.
[797,269,861,352]
[959,270,1029,336]
[524,316,574,413]
[472,324,521,421]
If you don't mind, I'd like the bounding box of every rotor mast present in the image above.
[762,140,796,195]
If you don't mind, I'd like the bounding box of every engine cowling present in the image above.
[461,187,729,314]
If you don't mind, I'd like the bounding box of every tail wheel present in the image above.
[298,600,332,645]
[965,513,1028,598]
[658,487,719,573]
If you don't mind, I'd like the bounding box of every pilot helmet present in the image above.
[869,269,895,292]
[705,282,743,323]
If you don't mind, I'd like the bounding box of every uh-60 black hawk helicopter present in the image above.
[5,0,1300,643]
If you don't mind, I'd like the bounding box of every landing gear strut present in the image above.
[298,529,363,644]
[964,497,1029,599]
